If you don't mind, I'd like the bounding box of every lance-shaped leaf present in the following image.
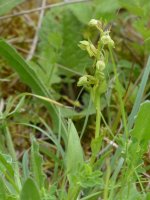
[0,39,67,143]
[130,101,150,142]
[0,0,24,16]
[0,176,6,200]
[20,178,41,200]
[31,137,46,189]
[65,120,84,178]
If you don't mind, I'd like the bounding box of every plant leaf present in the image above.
[60,10,92,73]
[20,178,41,200]
[0,176,6,200]
[94,0,120,20]
[68,3,93,24]
[39,8,91,77]
[130,101,150,141]
[0,152,14,178]
[0,0,24,16]
[0,39,67,143]
[31,137,46,189]
[65,119,84,177]
[22,150,30,181]
[128,56,150,130]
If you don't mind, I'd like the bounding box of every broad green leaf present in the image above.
[130,101,150,141]
[31,138,46,189]
[32,9,62,86]
[20,178,41,200]
[0,40,50,97]
[94,0,120,20]
[68,3,93,24]
[38,7,63,85]
[115,183,142,200]
[119,0,150,17]
[39,8,91,76]
[0,0,24,16]
[60,10,91,73]
[65,119,84,177]
[0,39,67,143]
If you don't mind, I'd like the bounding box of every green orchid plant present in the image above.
[77,19,114,143]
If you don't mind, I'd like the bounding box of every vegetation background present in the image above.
[0,0,150,199]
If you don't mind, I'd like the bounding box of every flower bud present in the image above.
[88,19,98,27]
[79,40,90,49]
[101,34,114,47]
[96,60,105,71]
[79,41,97,57]
[77,75,96,87]
[77,76,88,86]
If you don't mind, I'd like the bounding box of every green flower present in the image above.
[78,40,97,57]
[88,19,98,27]
[77,75,97,87]
[77,76,88,86]
[96,60,105,71]
[101,34,114,47]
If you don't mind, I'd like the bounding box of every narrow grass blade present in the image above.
[128,56,150,130]
[19,122,64,157]
[109,157,124,199]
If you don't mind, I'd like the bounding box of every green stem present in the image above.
[95,40,102,139]
[95,93,101,138]
[90,89,101,165]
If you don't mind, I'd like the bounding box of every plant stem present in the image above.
[95,93,101,138]
[90,89,101,165]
